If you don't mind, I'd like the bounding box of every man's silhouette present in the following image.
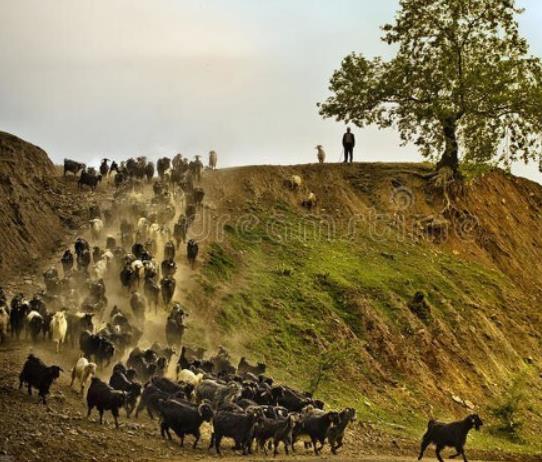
[342,127,355,163]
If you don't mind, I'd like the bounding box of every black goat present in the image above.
[211,411,258,455]
[109,369,142,417]
[158,399,214,448]
[254,414,299,455]
[79,330,115,367]
[292,411,340,455]
[135,383,187,419]
[87,377,127,428]
[418,414,483,462]
[64,158,85,176]
[186,239,198,269]
[237,356,266,376]
[327,407,356,454]
[19,354,62,404]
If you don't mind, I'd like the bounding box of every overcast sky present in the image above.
[1,0,541,180]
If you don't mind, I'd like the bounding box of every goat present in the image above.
[158,399,214,449]
[86,377,127,428]
[316,145,326,163]
[292,411,340,454]
[19,354,62,404]
[209,150,217,170]
[418,414,483,462]
[327,407,356,454]
[50,310,68,353]
[70,356,97,394]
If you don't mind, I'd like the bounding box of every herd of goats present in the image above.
[1,152,484,461]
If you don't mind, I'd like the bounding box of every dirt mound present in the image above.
[0,131,101,279]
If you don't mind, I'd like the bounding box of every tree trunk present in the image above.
[436,116,459,173]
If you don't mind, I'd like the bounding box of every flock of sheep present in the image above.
[1,150,485,460]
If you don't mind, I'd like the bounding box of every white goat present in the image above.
[50,311,68,353]
[289,175,302,190]
[89,218,104,240]
[316,145,326,164]
[91,258,108,280]
[70,356,97,394]
[177,368,204,387]
[137,217,150,239]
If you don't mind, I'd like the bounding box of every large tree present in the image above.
[319,0,542,174]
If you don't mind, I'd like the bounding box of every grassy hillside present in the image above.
[186,163,542,457]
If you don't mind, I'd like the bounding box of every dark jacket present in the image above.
[342,132,355,147]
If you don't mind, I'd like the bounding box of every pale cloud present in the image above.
[0,0,541,182]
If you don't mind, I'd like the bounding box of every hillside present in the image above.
[0,135,541,460]
[0,132,103,279]
[185,163,542,456]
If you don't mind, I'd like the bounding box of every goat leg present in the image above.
[192,432,200,449]
[435,446,445,462]
[311,437,319,455]
[418,435,431,460]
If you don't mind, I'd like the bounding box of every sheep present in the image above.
[301,192,317,210]
[0,305,8,343]
[70,356,97,394]
[177,368,204,387]
[288,174,302,190]
[418,414,483,462]
[50,310,68,353]
[316,145,326,164]
[19,354,63,404]
[209,150,217,170]
[89,218,104,240]
[86,377,127,428]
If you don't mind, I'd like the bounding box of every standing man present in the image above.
[342,127,355,163]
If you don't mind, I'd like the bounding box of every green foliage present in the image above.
[491,371,530,441]
[203,242,236,281]
[307,338,358,395]
[319,0,542,171]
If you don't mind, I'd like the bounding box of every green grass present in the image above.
[197,210,542,456]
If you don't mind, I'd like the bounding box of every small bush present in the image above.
[491,371,529,441]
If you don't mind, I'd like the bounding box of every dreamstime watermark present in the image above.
[185,187,480,245]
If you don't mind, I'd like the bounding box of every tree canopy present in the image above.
[319,0,542,174]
